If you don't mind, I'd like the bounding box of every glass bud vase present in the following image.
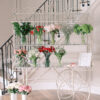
[21,35,26,44]
[51,32,55,45]
[10,93,17,100]
[43,51,51,67]
[81,34,86,44]
[22,94,27,100]
[65,34,70,44]
[37,36,41,44]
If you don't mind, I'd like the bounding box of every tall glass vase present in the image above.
[22,95,27,100]
[37,35,42,44]
[10,93,17,100]
[65,34,70,44]
[51,32,55,45]
[21,35,26,44]
[43,51,51,67]
[81,34,86,44]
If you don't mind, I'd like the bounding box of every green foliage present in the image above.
[33,26,44,44]
[16,52,26,60]
[55,48,66,65]
[13,22,33,36]
[34,27,43,36]
[8,88,18,94]
[74,24,93,35]
[50,29,59,44]
[30,55,39,67]
[19,91,29,95]
[74,24,93,44]
[61,25,73,44]
[73,24,80,35]
[13,22,33,43]
[13,22,21,37]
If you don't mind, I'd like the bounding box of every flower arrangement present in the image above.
[54,48,66,66]
[61,25,73,44]
[14,49,27,67]
[38,46,55,67]
[74,24,93,44]
[13,22,34,43]
[33,25,45,44]
[27,49,40,67]
[44,24,60,44]
[7,82,22,94]
[18,85,32,95]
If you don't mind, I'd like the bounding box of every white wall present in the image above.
[0,0,13,46]
[0,0,45,46]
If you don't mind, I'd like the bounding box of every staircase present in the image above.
[0,0,94,95]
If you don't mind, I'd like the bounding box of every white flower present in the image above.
[7,82,22,89]
[44,24,60,33]
[55,24,61,30]
[50,24,55,31]
[28,49,39,58]
[44,25,51,32]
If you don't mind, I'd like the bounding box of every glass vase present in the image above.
[21,35,26,44]
[51,32,55,45]
[43,52,51,67]
[65,34,70,44]
[37,35,42,44]
[30,57,39,67]
[81,34,86,44]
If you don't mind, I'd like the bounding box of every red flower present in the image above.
[43,30,45,32]
[38,26,41,28]
[41,26,44,28]
[22,50,27,54]
[37,29,40,32]
[50,46,55,52]
[30,31,34,35]
[38,46,55,53]
[14,49,27,55]
[48,48,52,52]
[36,26,41,29]
[36,26,39,29]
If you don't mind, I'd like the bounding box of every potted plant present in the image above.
[7,82,22,100]
[33,25,45,44]
[74,24,93,44]
[38,46,55,67]
[27,49,40,67]
[54,48,66,66]
[61,25,73,44]
[44,24,60,44]
[13,22,34,43]
[18,85,32,100]
[14,49,28,67]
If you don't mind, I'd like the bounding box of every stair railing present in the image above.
[0,35,18,95]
